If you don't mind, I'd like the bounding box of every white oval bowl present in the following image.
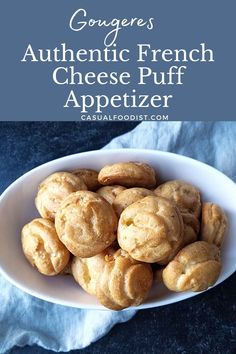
[0,149,235,310]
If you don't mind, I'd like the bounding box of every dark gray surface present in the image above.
[0,122,235,354]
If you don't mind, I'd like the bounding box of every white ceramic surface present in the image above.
[0,149,235,310]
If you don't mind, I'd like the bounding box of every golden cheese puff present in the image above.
[97,185,126,204]
[200,203,228,248]
[96,249,153,310]
[71,248,116,295]
[55,191,118,257]
[72,168,101,191]
[154,267,164,283]
[182,213,200,246]
[162,241,221,292]
[35,172,87,220]
[118,196,184,263]
[98,162,156,188]
[21,218,70,276]
[113,187,155,216]
[154,180,201,218]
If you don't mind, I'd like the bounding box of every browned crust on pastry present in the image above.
[71,248,116,295]
[154,267,164,283]
[72,168,101,191]
[118,196,184,263]
[35,172,87,220]
[96,249,153,310]
[154,180,201,218]
[97,185,126,204]
[182,212,200,246]
[98,162,156,188]
[162,241,221,292]
[113,187,155,216]
[55,191,118,257]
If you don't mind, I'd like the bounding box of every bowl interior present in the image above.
[0,149,235,310]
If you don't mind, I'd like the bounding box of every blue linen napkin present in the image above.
[1,121,235,353]
[105,121,236,182]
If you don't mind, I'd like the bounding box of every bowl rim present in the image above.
[0,148,235,310]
